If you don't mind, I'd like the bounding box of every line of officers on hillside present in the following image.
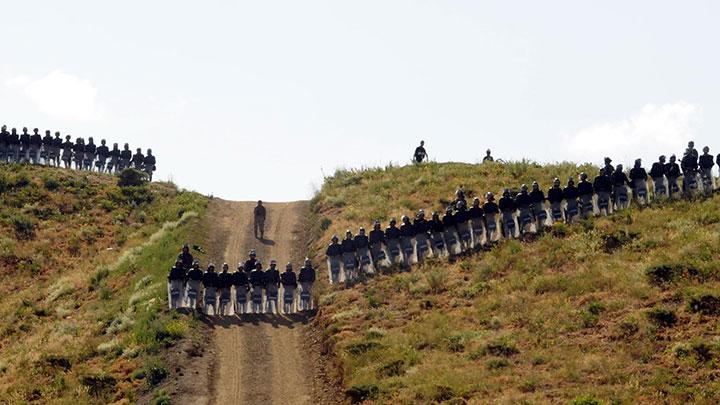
[325,142,720,284]
[0,125,156,180]
[167,245,316,316]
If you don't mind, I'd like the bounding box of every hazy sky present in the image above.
[1,1,718,201]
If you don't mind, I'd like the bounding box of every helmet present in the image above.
[599,168,605,175]
[389,218,397,225]
[486,149,491,154]
[33,128,38,132]
[401,215,409,223]
[208,263,215,270]
[222,262,229,270]
[520,184,528,192]
[88,137,93,142]
[249,249,256,256]
[175,258,182,265]
[456,200,466,209]
[286,262,293,270]
[346,229,352,236]
[65,135,71,140]
[604,157,612,164]
[45,130,50,134]
[502,188,510,197]
[553,178,560,186]
[670,154,676,162]
[688,141,695,147]
[304,258,312,266]
[472,197,480,206]
[255,261,262,268]
[331,235,339,242]
[580,172,587,180]
[659,155,666,162]
[101,139,106,145]
[237,264,244,271]
[703,146,710,153]
[182,243,189,251]
[270,259,277,266]
[445,205,453,213]
[147,148,152,154]
[373,221,381,229]
[486,191,494,200]
[532,181,539,190]
[432,211,440,218]
[418,209,425,216]
[567,177,574,185]
[616,164,623,171]
[634,158,641,166]
[193,260,200,266]
[359,227,366,234]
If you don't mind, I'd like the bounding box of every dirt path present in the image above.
[200,199,327,405]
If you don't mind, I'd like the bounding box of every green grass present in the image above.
[311,161,720,403]
[0,164,209,403]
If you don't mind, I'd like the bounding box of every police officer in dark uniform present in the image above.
[498,188,517,238]
[681,150,699,195]
[131,148,144,170]
[326,235,343,283]
[19,127,31,163]
[264,261,282,313]
[629,159,649,202]
[0,125,7,162]
[84,137,96,171]
[232,264,250,314]
[665,155,681,197]
[167,259,186,309]
[603,157,614,179]
[144,149,156,181]
[42,130,53,165]
[514,185,533,233]
[217,263,234,315]
[611,164,631,209]
[119,143,132,171]
[177,244,194,271]
[202,264,220,314]
[699,146,715,194]
[547,178,564,222]
[28,128,42,164]
[249,261,266,313]
[298,259,316,311]
[577,173,594,218]
[61,135,73,168]
[7,128,19,163]
[649,156,667,197]
[96,140,109,172]
[385,218,402,262]
[593,168,613,215]
[482,192,500,242]
[52,132,63,166]
[413,141,427,163]
[244,250,258,276]
[73,138,85,170]
[281,263,298,313]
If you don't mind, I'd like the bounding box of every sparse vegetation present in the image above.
[311,161,720,403]
[0,164,209,403]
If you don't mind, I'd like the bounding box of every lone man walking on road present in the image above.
[254,200,266,239]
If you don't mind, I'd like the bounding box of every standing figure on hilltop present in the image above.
[611,165,630,210]
[354,227,374,274]
[84,137,97,171]
[42,130,53,165]
[119,143,132,171]
[681,150,699,196]
[593,169,613,216]
[131,147,144,170]
[482,192,500,243]
[413,210,431,262]
[52,132,63,166]
[515,184,534,235]
[95,140,109,173]
[687,141,698,159]
[29,128,42,164]
[144,149,156,181]
[468,198,485,249]
[7,128,19,163]
[19,127,31,163]
[254,200,266,239]
[665,155,681,198]
[107,143,119,173]
[629,159,649,205]
[341,231,358,281]
[369,221,389,269]
[61,135,73,169]
[413,140,427,164]
[547,178,564,223]
[577,173,594,219]
[650,156,667,198]
[699,146,715,195]
[529,181,548,228]
[73,138,85,170]
[483,149,494,163]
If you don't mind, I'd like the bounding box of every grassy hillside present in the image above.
[310,161,720,404]
[0,164,209,404]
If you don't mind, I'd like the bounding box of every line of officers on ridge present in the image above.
[325,142,720,284]
[0,125,157,180]
[167,245,317,316]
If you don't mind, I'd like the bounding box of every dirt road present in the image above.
[201,199,328,405]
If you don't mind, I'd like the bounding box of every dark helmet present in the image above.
[432,211,440,218]
[208,263,216,271]
[147,148,152,154]
[45,130,50,135]
[634,158,641,167]
[659,155,666,162]
[417,209,425,218]
[599,168,605,175]
[113,143,118,148]
[249,249,256,257]
[532,181,539,190]
[255,261,263,269]
[222,262,229,271]
[65,135,71,140]
[175,258,183,266]
[373,220,381,229]
[486,191,495,201]
[101,139,106,145]
[502,188,510,197]
[359,227,366,234]
[567,177,575,185]
[456,200,466,209]
[88,137,94,143]
[182,243,189,252]
[269,259,277,267]
[472,197,480,206]
[345,229,353,237]
[136,148,141,153]
[520,184,528,192]
[124,143,129,149]
[237,263,244,271]
[55,131,60,136]
[688,141,695,147]
[616,164,623,171]
[389,218,397,226]
[604,157,612,164]
[401,215,410,223]
[703,146,710,153]
[445,205,453,213]
[486,149,491,155]
[331,234,339,242]
[33,128,38,133]
[286,262,293,270]
[579,172,588,181]
[192,260,200,267]
[553,178,561,187]
[304,257,312,267]
[670,154,677,162]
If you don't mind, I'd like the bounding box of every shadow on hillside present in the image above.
[259,237,275,246]
[199,309,317,329]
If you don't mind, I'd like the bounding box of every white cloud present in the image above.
[5,70,102,121]
[564,102,702,164]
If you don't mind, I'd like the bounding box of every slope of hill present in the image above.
[0,164,209,404]
[310,161,720,403]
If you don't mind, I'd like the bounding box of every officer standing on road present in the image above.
[254,200,267,239]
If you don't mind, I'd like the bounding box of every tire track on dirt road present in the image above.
[201,199,333,405]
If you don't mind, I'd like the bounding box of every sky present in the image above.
[1,1,718,201]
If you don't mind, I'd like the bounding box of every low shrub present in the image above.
[688,294,720,315]
[80,374,116,397]
[145,360,169,387]
[483,340,519,357]
[645,264,699,286]
[345,384,379,403]
[646,308,677,327]
[345,341,383,355]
